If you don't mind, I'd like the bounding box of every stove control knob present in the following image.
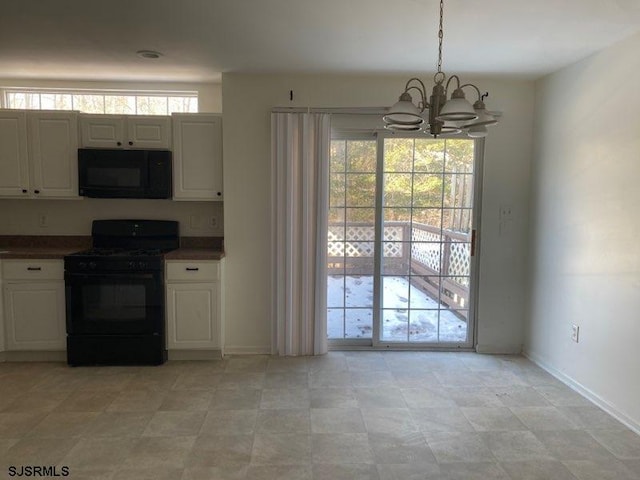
[79,262,87,269]
[138,262,146,269]
[128,261,136,269]
[89,262,97,270]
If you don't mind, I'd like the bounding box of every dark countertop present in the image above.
[0,235,225,261]
[166,236,225,260]
[0,236,91,260]
[164,248,225,261]
[0,247,85,260]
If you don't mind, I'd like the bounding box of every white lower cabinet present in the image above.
[2,260,66,351]
[166,260,224,355]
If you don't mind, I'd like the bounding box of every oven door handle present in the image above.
[66,272,157,281]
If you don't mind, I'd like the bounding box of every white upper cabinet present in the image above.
[0,110,29,197]
[172,113,223,201]
[127,116,172,149]
[0,110,78,199]
[29,111,79,198]
[80,114,171,149]
[79,115,124,148]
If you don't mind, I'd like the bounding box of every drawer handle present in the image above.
[185,267,199,271]
[27,267,42,271]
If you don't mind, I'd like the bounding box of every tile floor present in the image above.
[0,352,639,479]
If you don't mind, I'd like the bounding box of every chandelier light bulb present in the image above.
[383,92,424,127]
[467,125,488,138]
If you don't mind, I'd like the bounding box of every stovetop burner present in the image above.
[65,220,180,273]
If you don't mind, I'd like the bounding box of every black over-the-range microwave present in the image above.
[78,148,172,199]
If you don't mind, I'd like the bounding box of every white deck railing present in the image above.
[327,222,471,311]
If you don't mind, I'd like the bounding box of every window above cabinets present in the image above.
[0,88,198,115]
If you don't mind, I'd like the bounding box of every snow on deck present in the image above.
[328,275,467,342]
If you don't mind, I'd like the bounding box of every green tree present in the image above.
[329,137,474,230]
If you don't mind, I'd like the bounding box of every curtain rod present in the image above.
[271,106,388,115]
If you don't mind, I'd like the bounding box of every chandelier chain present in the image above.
[437,0,444,74]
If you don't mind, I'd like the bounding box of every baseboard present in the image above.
[0,351,66,362]
[330,345,476,352]
[523,349,640,436]
[223,345,272,355]
[475,344,523,354]
[168,349,223,361]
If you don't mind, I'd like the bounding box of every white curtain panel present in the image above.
[271,112,330,356]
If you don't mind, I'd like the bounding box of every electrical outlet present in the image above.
[499,205,513,220]
[38,214,48,228]
[210,216,218,229]
[571,324,580,343]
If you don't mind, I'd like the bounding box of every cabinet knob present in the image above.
[128,141,133,146]
[22,189,27,194]
[34,190,40,194]
[217,192,222,196]
[186,267,199,271]
[27,267,42,271]
[117,141,122,146]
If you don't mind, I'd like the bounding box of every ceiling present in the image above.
[1,0,640,83]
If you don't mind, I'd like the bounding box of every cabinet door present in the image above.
[127,116,171,149]
[80,114,125,148]
[166,282,220,349]
[0,111,29,197]
[29,111,79,198]
[172,114,223,200]
[3,281,66,350]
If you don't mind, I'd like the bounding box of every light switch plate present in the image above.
[571,324,579,343]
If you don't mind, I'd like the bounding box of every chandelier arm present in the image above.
[444,74,462,95]
[404,77,425,90]
[405,85,428,111]
[459,83,483,100]
[404,77,427,94]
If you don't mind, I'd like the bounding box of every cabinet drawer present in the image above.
[166,261,220,281]
[2,259,64,281]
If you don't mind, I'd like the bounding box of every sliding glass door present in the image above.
[327,136,377,341]
[327,133,480,348]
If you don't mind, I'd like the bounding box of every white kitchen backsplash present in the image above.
[0,199,223,236]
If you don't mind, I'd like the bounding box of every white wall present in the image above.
[527,32,640,431]
[0,199,223,237]
[222,73,535,353]
[0,79,224,237]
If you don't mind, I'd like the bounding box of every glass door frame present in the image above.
[328,129,485,351]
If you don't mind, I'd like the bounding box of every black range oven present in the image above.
[64,220,179,366]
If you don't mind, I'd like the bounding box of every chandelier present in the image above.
[383,0,498,138]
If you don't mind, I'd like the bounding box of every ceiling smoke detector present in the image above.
[136,50,163,59]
